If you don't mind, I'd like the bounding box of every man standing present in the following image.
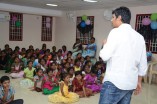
[99,7,147,104]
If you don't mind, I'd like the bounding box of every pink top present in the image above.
[43,76,53,90]
[42,75,58,90]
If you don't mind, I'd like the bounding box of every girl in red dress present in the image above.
[72,71,92,97]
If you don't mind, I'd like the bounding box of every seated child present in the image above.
[74,59,81,72]
[37,59,48,73]
[84,68,102,93]
[48,73,79,103]
[4,53,16,73]
[62,62,70,73]
[0,51,7,70]
[10,57,24,78]
[82,64,91,75]
[66,57,74,67]
[0,76,23,104]
[80,57,85,69]
[42,69,59,95]
[51,46,57,56]
[57,64,63,78]
[56,50,63,64]
[72,71,92,97]
[75,53,82,60]
[67,67,75,91]
[64,51,73,59]
[62,45,68,59]
[85,56,91,61]
[93,61,103,83]
[33,68,44,92]
[49,62,58,76]
[84,60,92,71]
[20,61,35,88]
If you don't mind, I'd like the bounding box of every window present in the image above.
[41,16,52,41]
[76,16,94,45]
[135,14,157,53]
[9,13,23,41]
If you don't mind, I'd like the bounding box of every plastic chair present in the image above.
[148,61,157,84]
[144,62,151,83]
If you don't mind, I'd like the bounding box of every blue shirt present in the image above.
[87,43,97,51]
[0,85,15,102]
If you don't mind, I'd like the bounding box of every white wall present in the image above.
[0,11,55,50]
[129,5,157,61]
[55,12,76,51]
[0,4,157,59]
[55,5,157,59]
[55,9,112,58]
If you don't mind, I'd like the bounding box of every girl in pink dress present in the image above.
[84,68,101,93]
[10,57,24,78]
[42,69,59,95]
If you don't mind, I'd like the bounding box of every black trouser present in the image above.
[9,99,23,104]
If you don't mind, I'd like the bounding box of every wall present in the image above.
[55,12,76,51]
[0,11,56,50]
[0,4,157,59]
[55,5,157,59]
[129,5,157,61]
[55,9,112,58]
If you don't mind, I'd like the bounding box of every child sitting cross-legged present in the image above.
[10,57,24,79]
[33,68,44,92]
[20,61,35,88]
[84,68,102,93]
[42,69,59,95]
[72,71,93,98]
[48,73,79,103]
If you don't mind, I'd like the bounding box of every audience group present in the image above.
[0,38,106,103]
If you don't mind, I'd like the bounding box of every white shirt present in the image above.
[99,24,147,90]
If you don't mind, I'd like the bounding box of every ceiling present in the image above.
[0,0,157,11]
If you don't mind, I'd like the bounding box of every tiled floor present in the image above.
[0,70,157,104]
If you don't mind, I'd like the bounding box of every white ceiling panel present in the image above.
[0,0,157,11]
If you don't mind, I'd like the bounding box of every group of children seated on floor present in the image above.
[0,43,106,103]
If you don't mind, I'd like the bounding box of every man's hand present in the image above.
[134,82,142,95]
[4,86,9,93]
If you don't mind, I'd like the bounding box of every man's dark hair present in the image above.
[0,76,10,83]
[112,6,131,24]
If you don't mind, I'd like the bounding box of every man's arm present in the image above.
[135,43,147,95]
[99,29,118,61]
[138,43,147,76]
[3,95,14,104]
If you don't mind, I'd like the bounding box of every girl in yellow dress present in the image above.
[48,73,79,103]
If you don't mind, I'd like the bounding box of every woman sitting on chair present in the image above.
[82,37,97,58]
[72,39,82,59]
